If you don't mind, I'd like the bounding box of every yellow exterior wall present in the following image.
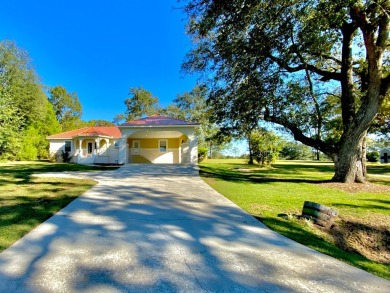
[131,155,151,163]
[126,135,190,163]
[81,139,96,149]
[127,138,158,149]
[167,138,179,148]
[127,136,188,150]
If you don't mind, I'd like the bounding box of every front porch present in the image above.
[72,137,119,165]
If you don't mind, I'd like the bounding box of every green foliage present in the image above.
[0,41,45,126]
[83,120,115,126]
[49,85,82,131]
[249,128,283,166]
[124,87,161,120]
[167,85,231,157]
[0,41,60,161]
[366,151,379,163]
[19,126,39,160]
[198,146,208,162]
[280,141,313,160]
[61,151,71,163]
[0,88,22,160]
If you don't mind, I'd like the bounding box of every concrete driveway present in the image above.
[0,164,389,292]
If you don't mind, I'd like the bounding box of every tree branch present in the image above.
[264,111,337,158]
[269,55,342,81]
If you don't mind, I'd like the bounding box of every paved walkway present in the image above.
[0,164,389,292]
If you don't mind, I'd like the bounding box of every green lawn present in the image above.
[200,159,390,280]
[0,161,116,252]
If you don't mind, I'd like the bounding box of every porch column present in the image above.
[118,137,128,164]
[95,138,100,155]
[188,135,198,164]
[78,139,83,163]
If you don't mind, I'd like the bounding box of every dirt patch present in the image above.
[318,182,390,194]
[328,216,390,264]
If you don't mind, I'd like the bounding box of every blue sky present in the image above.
[0,0,197,122]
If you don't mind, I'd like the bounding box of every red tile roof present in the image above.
[47,126,122,139]
[120,115,199,127]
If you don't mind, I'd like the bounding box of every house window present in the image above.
[159,140,167,152]
[64,141,71,152]
[114,141,119,148]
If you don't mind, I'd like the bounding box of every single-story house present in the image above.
[380,148,390,164]
[47,115,199,164]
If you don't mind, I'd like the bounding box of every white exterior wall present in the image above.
[108,141,120,164]
[49,138,121,164]
[49,140,65,157]
[49,139,75,162]
[118,138,128,164]
[188,136,198,164]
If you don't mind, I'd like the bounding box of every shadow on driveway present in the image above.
[0,164,389,292]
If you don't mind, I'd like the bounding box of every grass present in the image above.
[199,159,390,280]
[0,161,116,252]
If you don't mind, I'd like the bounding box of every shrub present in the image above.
[198,146,208,162]
[61,151,72,163]
[367,151,379,162]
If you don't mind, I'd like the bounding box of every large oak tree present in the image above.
[182,0,390,182]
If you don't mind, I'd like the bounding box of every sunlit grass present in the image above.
[0,161,114,252]
[200,159,390,280]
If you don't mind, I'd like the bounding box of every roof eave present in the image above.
[46,137,72,140]
[47,135,121,140]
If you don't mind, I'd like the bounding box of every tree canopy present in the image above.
[183,0,390,182]
[124,87,161,120]
[49,85,82,131]
[0,41,60,160]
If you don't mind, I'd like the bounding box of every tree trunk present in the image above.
[248,138,254,164]
[248,150,254,164]
[332,132,367,183]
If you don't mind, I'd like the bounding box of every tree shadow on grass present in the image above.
[0,194,80,252]
[332,199,390,212]
[199,167,329,184]
[367,165,390,175]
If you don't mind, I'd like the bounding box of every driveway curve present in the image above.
[0,164,389,292]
